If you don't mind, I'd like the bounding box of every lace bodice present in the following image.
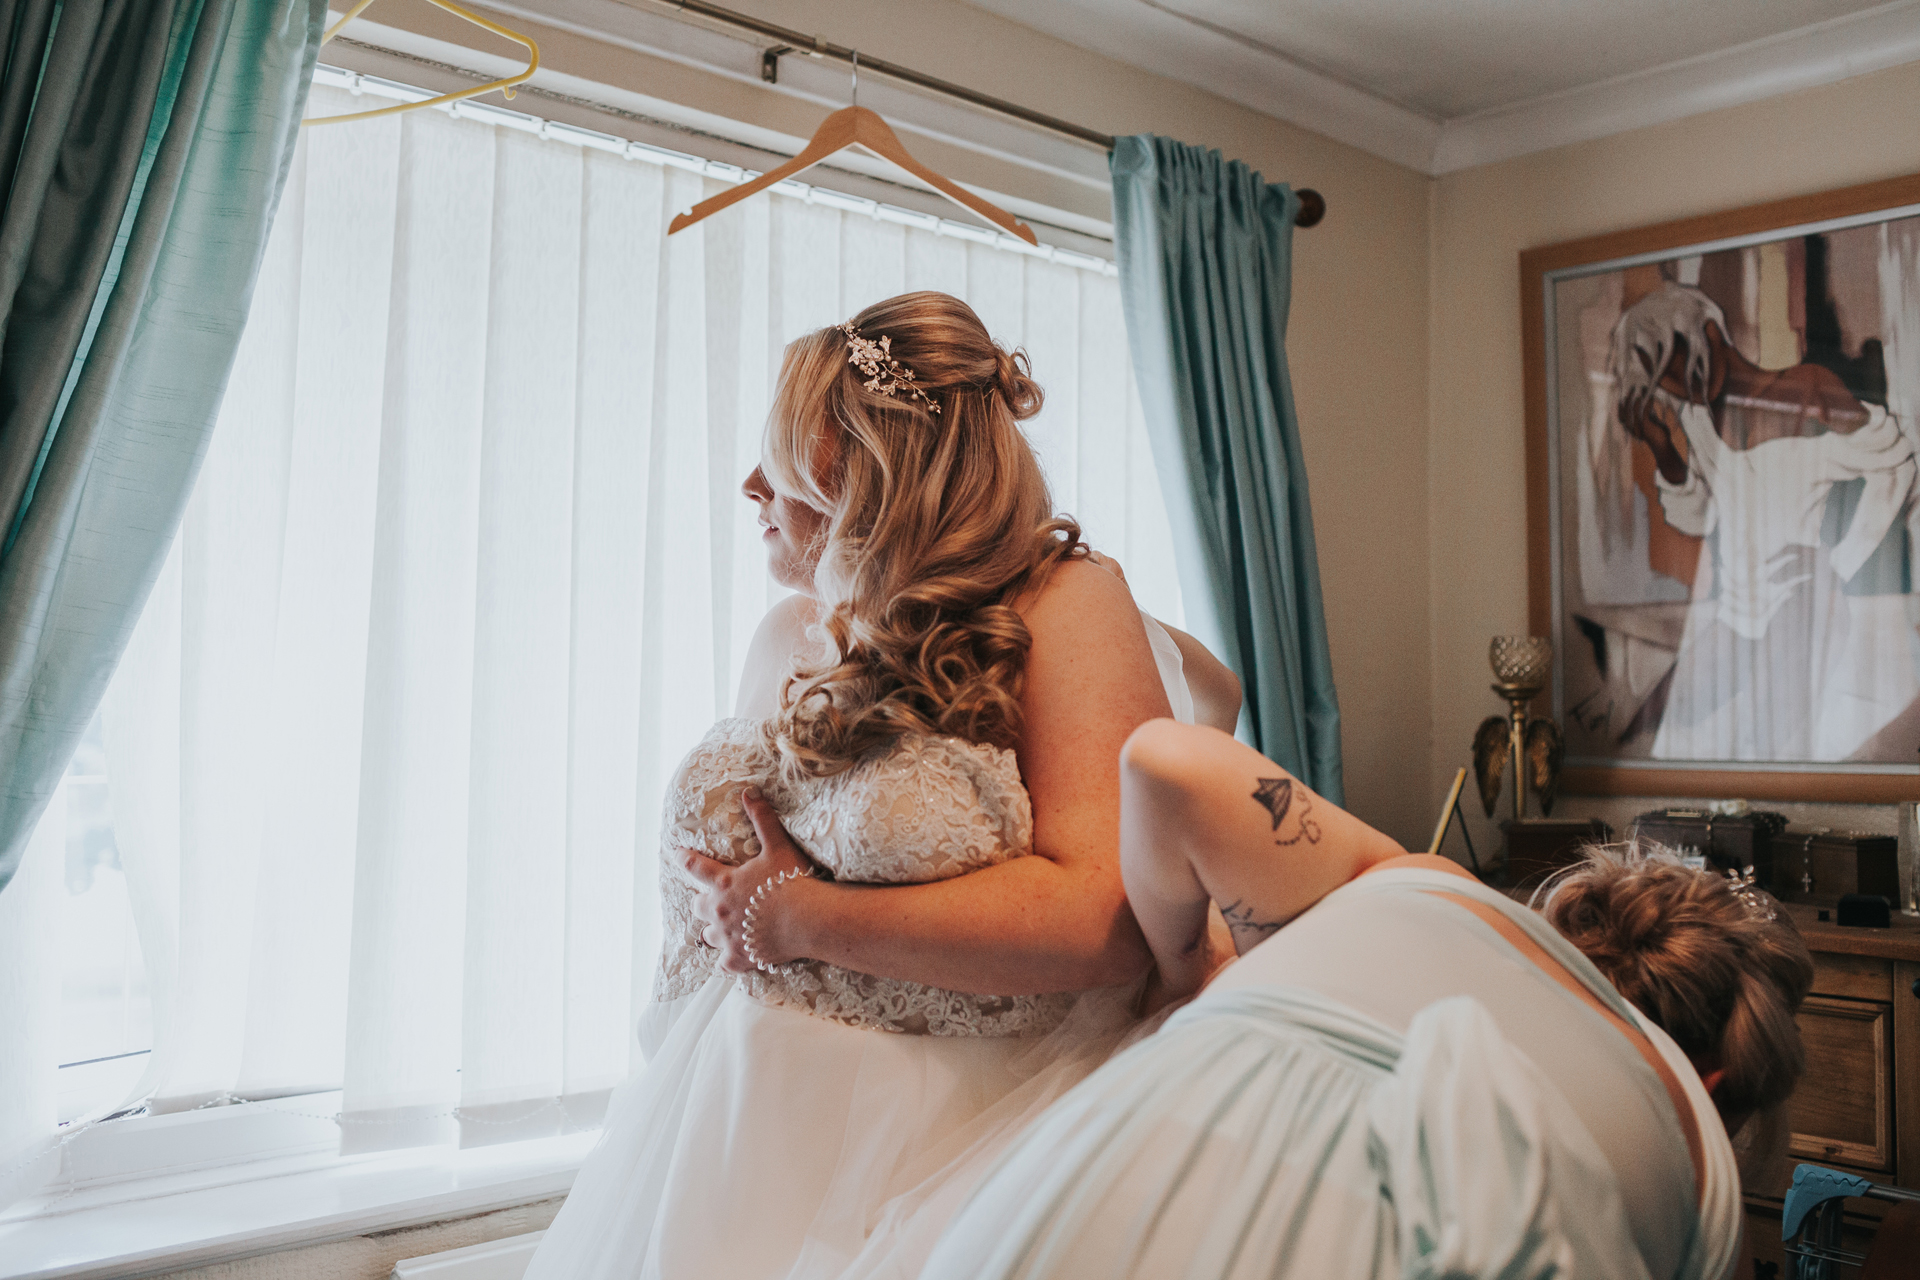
[654,717,1076,1037]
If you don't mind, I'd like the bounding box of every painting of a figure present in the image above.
[1552,209,1920,768]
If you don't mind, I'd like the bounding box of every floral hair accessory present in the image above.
[839,321,939,414]
[1725,866,1777,922]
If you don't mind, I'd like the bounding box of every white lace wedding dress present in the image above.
[522,619,1192,1280]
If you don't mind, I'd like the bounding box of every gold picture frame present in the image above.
[1521,173,1920,802]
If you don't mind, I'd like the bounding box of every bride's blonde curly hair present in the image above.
[761,291,1081,777]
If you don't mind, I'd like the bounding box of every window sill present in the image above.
[392,1230,545,1279]
[0,1101,591,1280]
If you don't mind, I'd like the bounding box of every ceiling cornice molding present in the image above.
[955,0,1443,171]
[1429,1,1920,173]
[964,0,1920,176]
[407,0,1920,179]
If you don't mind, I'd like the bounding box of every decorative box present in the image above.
[1500,817,1612,891]
[1770,830,1901,907]
[1630,809,1788,883]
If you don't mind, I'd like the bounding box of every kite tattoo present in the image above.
[1252,776,1321,847]
[1252,777,1293,828]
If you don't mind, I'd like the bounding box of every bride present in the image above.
[523,291,1199,1280]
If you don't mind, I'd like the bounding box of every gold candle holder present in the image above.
[1488,636,1552,823]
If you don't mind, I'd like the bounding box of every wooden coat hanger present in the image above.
[305,0,540,127]
[669,52,1037,245]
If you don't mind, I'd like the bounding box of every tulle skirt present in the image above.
[522,972,1138,1280]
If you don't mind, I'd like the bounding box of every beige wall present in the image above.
[1428,60,1920,856]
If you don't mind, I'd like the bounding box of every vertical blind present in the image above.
[84,84,1181,1136]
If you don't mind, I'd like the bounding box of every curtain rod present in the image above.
[656,0,1326,227]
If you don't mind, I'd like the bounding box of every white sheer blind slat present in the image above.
[560,152,662,1101]
[344,107,495,1117]
[235,113,404,1100]
[81,83,1178,1133]
[461,127,585,1111]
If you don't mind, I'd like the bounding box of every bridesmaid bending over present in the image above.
[925,720,1812,1280]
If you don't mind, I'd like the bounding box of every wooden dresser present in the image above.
[1739,904,1920,1276]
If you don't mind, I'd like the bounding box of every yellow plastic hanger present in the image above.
[304,0,540,127]
[670,54,1036,245]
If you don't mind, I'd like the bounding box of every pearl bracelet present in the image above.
[742,865,816,973]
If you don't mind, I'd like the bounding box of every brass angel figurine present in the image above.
[1473,714,1563,818]
[1474,636,1564,820]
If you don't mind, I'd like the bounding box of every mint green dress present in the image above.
[920,869,1740,1280]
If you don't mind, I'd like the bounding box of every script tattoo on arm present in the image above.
[1219,897,1283,946]
[1251,776,1322,847]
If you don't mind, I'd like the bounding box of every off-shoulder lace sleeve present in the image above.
[651,721,1076,1037]
[784,733,1033,882]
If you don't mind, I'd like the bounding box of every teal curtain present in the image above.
[0,0,324,893]
[1111,135,1343,802]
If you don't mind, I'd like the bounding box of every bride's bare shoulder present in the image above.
[1015,555,1142,638]
[734,593,821,719]
[1014,557,1166,698]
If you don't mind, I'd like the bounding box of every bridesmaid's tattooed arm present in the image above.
[1120,723,1406,1006]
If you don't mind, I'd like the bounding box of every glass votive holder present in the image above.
[1489,635,1552,689]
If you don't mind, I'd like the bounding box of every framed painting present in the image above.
[1521,173,1920,802]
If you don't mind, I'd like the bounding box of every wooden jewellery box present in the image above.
[1771,830,1901,909]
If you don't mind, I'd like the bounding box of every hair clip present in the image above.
[839,321,940,414]
[1724,866,1777,922]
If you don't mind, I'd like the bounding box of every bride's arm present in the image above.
[694,560,1166,995]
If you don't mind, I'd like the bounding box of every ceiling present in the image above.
[1124,0,1891,119]
[957,0,1920,173]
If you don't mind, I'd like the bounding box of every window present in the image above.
[53,718,154,1123]
[25,70,1179,1161]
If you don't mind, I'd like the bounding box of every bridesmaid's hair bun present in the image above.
[1538,842,1813,1166]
